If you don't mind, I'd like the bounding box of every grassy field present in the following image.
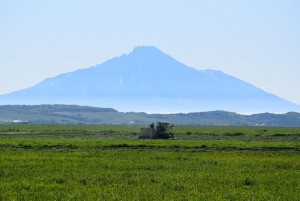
[0,125,299,200]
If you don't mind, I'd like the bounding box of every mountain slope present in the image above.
[1,46,299,113]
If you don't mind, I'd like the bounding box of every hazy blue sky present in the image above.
[1,0,300,104]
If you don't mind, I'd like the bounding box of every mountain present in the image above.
[1,46,299,113]
[1,105,300,126]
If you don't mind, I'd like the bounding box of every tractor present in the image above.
[139,122,175,139]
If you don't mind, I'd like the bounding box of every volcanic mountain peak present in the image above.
[1,46,299,113]
[130,45,170,57]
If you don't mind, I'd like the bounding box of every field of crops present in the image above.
[0,125,299,200]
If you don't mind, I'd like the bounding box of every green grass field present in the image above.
[0,125,299,200]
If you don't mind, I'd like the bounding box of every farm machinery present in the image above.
[139,122,175,139]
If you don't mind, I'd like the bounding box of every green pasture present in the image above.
[1,124,300,139]
[0,125,299,200]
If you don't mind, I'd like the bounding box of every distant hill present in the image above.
[1,46,300,113]
[1,105,300,126]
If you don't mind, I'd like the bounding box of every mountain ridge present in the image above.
[1,46,299,113]
[1,104,300,126]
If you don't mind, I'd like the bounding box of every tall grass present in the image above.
[0,146,299,200]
